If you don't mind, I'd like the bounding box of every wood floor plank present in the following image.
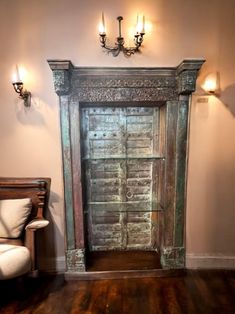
[142,277,164,314]
[88,280,109,313]
[173,276,197,314]
[0,271,235,314]
[122,278,150,314]
[161,278,182,314]
[104,280,123,314]
[199,270,235,314]
[70,281,93,314]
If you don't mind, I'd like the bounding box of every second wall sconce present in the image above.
[202,72,220,95]
[12,65,31,107]
[99,13,145,57]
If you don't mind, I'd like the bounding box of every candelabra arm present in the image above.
[99,16,145,57]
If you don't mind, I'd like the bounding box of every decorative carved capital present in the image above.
[160,246,185,269]
[177,70,198,95]
[52,70,70,95]
[66,249,85,272]
[176,59,205,95]
[48,60,73,96]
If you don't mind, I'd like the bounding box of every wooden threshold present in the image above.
[64,268,186,280]
[64,250,185,280]
[86,251,162,272]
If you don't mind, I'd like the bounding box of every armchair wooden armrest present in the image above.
[25,218,49,272]
[25,218,49,230]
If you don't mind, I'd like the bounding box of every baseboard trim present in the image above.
[186,254,235,269]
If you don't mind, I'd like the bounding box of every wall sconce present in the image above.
[99,13,145,57]
[202,72,220,95]
[12,65,31,107]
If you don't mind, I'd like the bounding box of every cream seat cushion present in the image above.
[0,244,31,280]
[0,198,32,238]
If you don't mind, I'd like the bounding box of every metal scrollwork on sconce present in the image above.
[99,13,145,57]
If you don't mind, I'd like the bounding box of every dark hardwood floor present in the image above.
[0,270,235,313]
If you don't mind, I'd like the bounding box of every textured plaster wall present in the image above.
[0,0,235,269]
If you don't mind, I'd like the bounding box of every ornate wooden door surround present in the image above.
[48,60,204,274]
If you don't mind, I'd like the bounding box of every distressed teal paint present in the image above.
[174,101,188,247]
[60,96,75,250]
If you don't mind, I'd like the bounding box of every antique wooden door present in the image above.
[81,105,164,251]
[49,60,204,271]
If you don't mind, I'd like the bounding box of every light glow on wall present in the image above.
[202,72,219,94]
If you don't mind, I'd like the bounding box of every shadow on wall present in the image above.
[15,97,46,126]
[220,84,235,117]
[38,190,65,272]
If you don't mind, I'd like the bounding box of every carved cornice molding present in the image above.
[73,87,178,102]
[176,59,205,74]
[48,59,205,99]
[72,76,176,88]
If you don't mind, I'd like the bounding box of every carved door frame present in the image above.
[49,60,204,273]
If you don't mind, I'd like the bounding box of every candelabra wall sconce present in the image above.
[202,72,220,95]
[12,65,31,107]
[99,13,145,57]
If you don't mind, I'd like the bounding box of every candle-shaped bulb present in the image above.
[136,14,145,34]
[99,12,106,35]
[136,14,141,34]
[142,15,145,34]
[12,64,22,83]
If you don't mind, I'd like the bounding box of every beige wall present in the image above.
[0,0,235,269]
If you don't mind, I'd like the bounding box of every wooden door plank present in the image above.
[70,98,85,248]
[81,105,162,252]
[174,100,188,247]
[164,101,178,247]
[60,96,75,250]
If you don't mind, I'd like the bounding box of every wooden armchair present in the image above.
[0,178,51,279]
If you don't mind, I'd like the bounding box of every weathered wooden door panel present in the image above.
[81,106,163,251]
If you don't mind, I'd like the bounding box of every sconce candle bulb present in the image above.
[136,14,145,34]
[99,12,106,35]
[12,65,31,107]
[202,72,219,95]
[204,79,217,93]
[99,13,146,57]
[15,65,22,83]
